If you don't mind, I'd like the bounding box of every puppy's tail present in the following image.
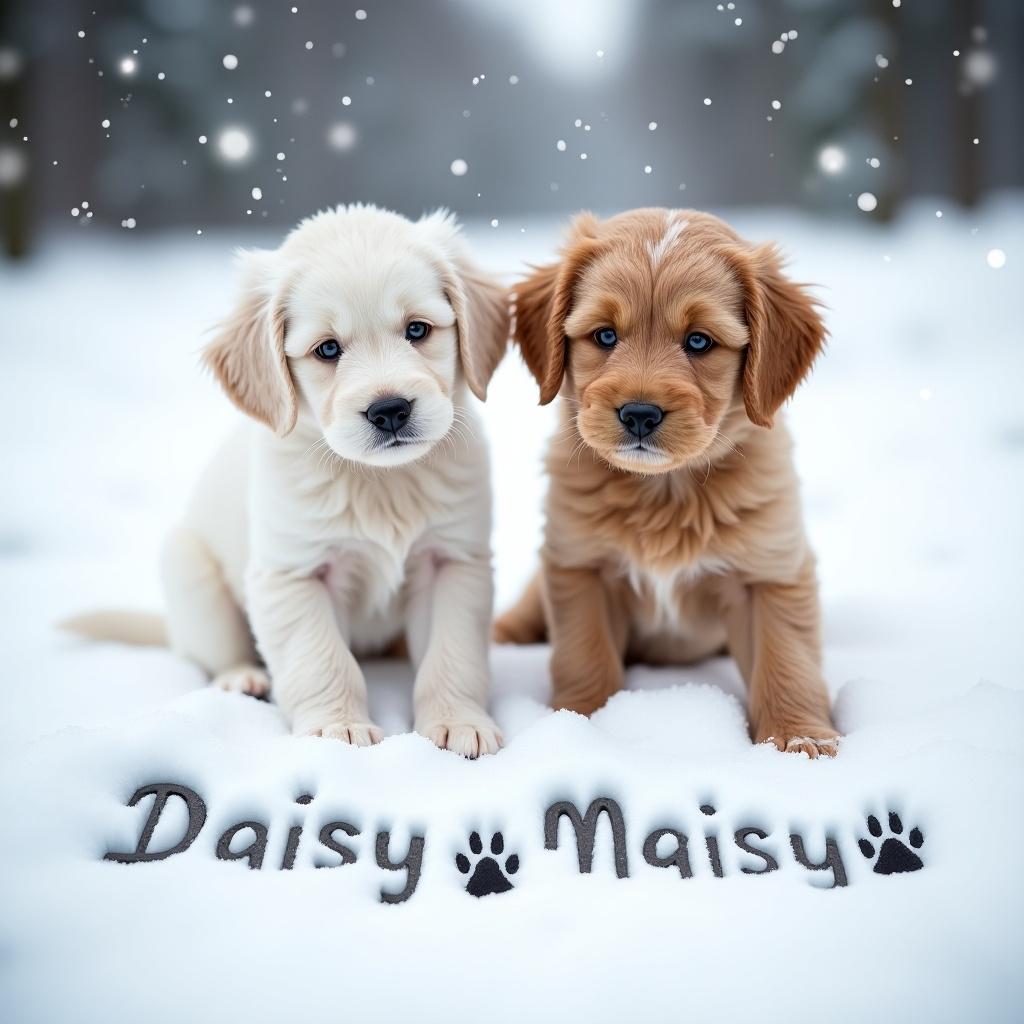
[58,610,168,647]
[493,571,548,644]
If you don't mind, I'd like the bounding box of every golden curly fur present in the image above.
[495,208,839,757]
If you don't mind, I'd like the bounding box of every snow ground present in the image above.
[0,199,1022,1022]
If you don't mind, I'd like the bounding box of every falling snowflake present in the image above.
[818,145,847,174]
[326,122,357,151]
[964,49,997,87]
[450,158,468,176]
[0,146,27,187]
[217,127,253,162]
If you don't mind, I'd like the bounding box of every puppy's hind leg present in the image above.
[493,570,548,644]
[160,527,268,698]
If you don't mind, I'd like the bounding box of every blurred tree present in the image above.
[0,2,29,257]
[953,0,982,207]
[1,0,1020,251]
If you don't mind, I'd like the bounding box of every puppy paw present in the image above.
[492,613,543,645]
[418,716,504,758]
[756,725,840,759]
[552,694,610,716]
[212,664,270,699]
[550,662,623,717]
[491,616,518,644]
[309,721,384,746]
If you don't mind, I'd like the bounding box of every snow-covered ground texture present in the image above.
[1,199,1022,1022]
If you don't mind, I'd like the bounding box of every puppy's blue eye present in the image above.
[684,332,713,354]
[594,327,618,349]
[405,320,432,342]
[313,340,341,361]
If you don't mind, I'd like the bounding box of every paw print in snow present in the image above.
[455,831,519,896]
[859,812,924,874]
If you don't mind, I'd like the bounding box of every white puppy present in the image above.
[72,205,509,756]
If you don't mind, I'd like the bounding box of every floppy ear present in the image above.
[202,250,297,436]
[734,244,827,428]
[511,262,560,405]
[445,261,510,402]
[513,213,602,405]
[417,209,510,401]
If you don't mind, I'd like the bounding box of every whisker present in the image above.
[566,436,590,469]
[303,436,330,460]
[712,428,744,460]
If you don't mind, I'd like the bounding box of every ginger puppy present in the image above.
[495,208,839,757]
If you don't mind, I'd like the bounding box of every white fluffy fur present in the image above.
[161,205,509,756]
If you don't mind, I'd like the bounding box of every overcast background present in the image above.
[1,0,1021,256]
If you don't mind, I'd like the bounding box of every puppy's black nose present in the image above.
[618,402,664,440]
[366,396,412,433]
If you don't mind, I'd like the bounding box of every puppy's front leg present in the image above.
[723,557,839,758]
[407,556,502,758]
[247,568,381,745]
[544,562,627,715]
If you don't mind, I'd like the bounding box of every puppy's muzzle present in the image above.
[618,402,664,441]
[366,396,412,434]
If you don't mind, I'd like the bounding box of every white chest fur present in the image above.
[246,424,488,648]
[626,558,731,634]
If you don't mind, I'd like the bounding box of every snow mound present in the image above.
[2,202,1023,1020]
